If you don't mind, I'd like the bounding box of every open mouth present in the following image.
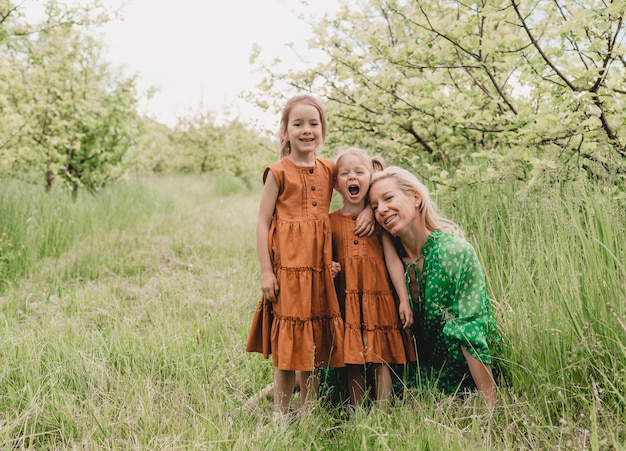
[348,185,360,196]
[384,214,396,225]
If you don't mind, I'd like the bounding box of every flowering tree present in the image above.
[0,0,141,193]
[253,0,626,185]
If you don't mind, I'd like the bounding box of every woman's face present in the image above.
[369,177,419,236]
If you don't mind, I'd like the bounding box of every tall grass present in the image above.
[0,174,624,449]
[0,177,173,289]
[451,179,626,448]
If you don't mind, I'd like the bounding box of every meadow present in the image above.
[0,174,624,450]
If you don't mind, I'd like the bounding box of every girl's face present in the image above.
[369,177,419,236]
[283,103,324,157]
[335,154,371,208]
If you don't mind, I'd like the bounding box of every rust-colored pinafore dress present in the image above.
[329,211,415,365]
[246,158,345,371]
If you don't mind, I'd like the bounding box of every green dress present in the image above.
[394,230,500,394]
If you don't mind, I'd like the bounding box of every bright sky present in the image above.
[25,0,343,131]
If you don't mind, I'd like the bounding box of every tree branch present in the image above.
[511,0,580,91]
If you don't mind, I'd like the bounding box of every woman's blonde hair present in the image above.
[277,94,328,158]
[370,166,465,238]
[334,147,386,178]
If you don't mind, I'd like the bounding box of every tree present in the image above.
[125,117,177,174]
[219,118,277,183]
[252,0,626,185]
[170,105,276,180]
[0,0,141,193]
[171,108,224,174]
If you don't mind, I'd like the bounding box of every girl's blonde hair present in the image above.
[277,94,328,158]
[334,147,386,178]
[370,166,465,238]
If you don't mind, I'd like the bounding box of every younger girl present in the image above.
[245,95,373,420]
[330,148,415,405]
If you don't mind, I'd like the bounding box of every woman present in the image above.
[369,166,499,408]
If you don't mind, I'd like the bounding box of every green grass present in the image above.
[0,174,624,449]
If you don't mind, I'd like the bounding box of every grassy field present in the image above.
[0,174,624,449]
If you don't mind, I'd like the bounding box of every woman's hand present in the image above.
[354,204,376,236]
[398,301,413,329]
[331,261,342,279]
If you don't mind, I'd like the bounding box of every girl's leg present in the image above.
[298,370,320,408]
[242,382,274,409]
[373,363,392,403]
[347,364,366,405]
[293,371,301,392]
[274,368,296,415]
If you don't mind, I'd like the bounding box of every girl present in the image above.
[330,148,415,405]
[245,95,373,421]
[369,166,500,408]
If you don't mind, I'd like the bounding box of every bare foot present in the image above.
[243,383,274,410]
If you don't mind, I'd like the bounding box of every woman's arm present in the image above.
[461,346,497,409]
[442,237,498,408]
[382,233,413,329]
[354,204,376,237]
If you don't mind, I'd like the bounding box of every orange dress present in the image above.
[246,158,345,371]
[329,211,415,365]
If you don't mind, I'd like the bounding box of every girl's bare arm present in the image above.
[257,171,280,302]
